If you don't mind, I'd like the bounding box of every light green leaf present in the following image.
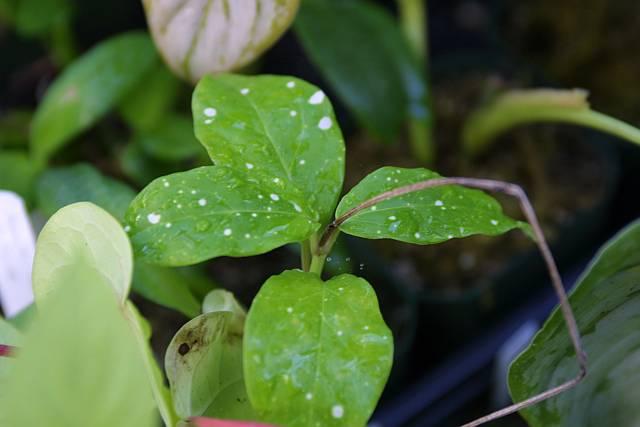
[31,32,157,161]
[0,317,21,386]
[37,163,136,221]
[32,202,132,304]
[126,301,180,427]
[509,219,640,427]
[202,289,245,315]
[0,276,156,427]
[244,270,393,427]
[135,115,205,161]
[125,166,318,266]
[336,167,526,244]
[295,0,429,143]
[119,64,182,131]
[143,0,299,83]
[165,296,255,420]
[193,74,345,225]
[0,150,42,203]
[133,263,202,319]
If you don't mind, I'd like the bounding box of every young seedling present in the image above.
[124,74,587,426]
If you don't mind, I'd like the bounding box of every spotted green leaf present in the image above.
[143,0,299,83]
[32,202,132,304]
[37,163,136,221]
[0,276,156,427]
[31,32,157,161]
[336,167,527,244]
[126,166,318,266]
[509,219,640,426]
[165,293,255,420]
[193,74,345,225]
[244,270,393,427]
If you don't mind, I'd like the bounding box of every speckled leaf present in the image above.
[125,165,318,266]
[0,276,156,427]
[31,32,157,161]
[165,295,255,420]
[244,270,393,427]
[32,202,133,304]
[509,219,640,427]
[37,164,136,221]
[193,74,345,225]
[134,115,205,161]
[143,0,299,83]
[336,167,526,244]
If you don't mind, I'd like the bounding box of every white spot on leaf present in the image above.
[309,90,325,104]
[223,228,232,236]
[318,116,332,130]
[246,163,254,170]
[204,107,217,117]
[435,200,444,207]
[240,88,250,95]
[331,405,344,419]
[198,199,207,206]
[147,213,161,224]
[287,81,296,88]
[270,194,280,201]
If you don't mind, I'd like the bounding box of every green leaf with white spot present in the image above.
[32,202,133,304]
[336,167,527,244]
[193,74,345,225]
[37,164,136,221]
[31,32,157,161]
[134,115,205,161]
[125,165,319,266]
[509,219,640,427]
[165,295,255,420]
[143,0,299,83]
[244,270,393,427]
[0,275,156,427]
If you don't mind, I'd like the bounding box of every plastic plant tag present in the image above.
[0,191,35,317]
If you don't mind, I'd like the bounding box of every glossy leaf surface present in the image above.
[244,270,393,427]
[31,32,157,161]
[295,0,427,143]
[336,167,526,244]
[126,166,318,266]
[37,164,136,221]
[510,219,640,426]
[193,74,345,225]
[165,295,254,420]
[32,202,133,304]
[143,0,299,82]
[0,280,155,427]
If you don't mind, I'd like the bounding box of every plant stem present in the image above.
[397,0,435,165]
[50,18,76,67]
[309,254,327,276]
[301,241,312,272]
[463,88,640,155]
[319,177,587,426]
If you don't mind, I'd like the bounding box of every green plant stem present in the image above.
[301,241,312,272]
[397,0,435,165]
[50,18,76,66]
[463,92,640,156]
[309,254,327,276]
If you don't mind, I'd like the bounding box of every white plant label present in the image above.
[0,191,35,317]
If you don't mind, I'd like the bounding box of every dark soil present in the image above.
[345,67,608,295]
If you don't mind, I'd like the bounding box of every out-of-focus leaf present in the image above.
[0,317,21,385]
[0,277,156,427]
[510,219,640,426]
[31,32,157,161]
[120,141,184,187]
[135,115,205,161]
[0,150,42,203]
[37,163,135,221]
[15,0,70,36]
[244,270,393,427]
[119,64,182,131]
[336,166,527,244]
[32,202,133,304]
[143,0,299,83]
[295,0,428,143]
[0,110,32,147]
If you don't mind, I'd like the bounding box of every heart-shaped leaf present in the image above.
[244,270,393,427]
[165,292,254,420]
[31,32,157,161]
[143,0,299,83]
[125,165,318,266]
[509,219,640,426]
[0,275,156,427]
[32,202,133,304]
[295,0,429,143]
[193,74,345,225]
[336,167,527,244]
